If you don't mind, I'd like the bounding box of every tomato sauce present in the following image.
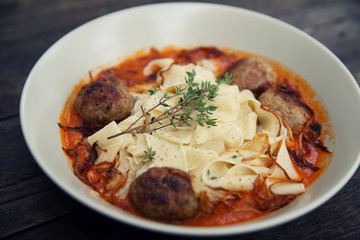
[59,46,333,226]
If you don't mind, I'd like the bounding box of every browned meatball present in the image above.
[75,76,135,124]
[227,57,277,93]
[129,167,199,221]
[258,88,312,131]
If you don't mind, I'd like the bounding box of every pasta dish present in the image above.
[59,46,332,225]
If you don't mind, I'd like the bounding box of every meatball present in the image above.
[129,167,199,221]
[227,57,277,93]
[75,76,135,124]
[258,88,312,131]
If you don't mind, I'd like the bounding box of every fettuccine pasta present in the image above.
[88,62,305,200]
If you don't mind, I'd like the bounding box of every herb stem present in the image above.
[108,70,232,139]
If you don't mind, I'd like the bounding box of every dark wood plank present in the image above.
[0,187,82,238]
[0,116,76,238]
[0,175,54,205]
[279,1,360,82]
[0,117,44,188]
[0,117,83,238]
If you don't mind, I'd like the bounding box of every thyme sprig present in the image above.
[143,147,156,161]
[108,70,231,139]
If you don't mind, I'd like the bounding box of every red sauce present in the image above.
[59,46,333,226]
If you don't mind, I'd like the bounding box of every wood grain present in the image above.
[1,0,359,239]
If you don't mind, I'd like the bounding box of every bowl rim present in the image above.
[19,2,360,236]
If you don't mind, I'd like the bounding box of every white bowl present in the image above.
[20,2,360,236]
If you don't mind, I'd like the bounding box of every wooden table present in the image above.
[1,0,359,239]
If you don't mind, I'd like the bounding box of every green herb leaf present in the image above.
[143,147,156,161]
[148,87,158,95]
[216,72,232,85]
